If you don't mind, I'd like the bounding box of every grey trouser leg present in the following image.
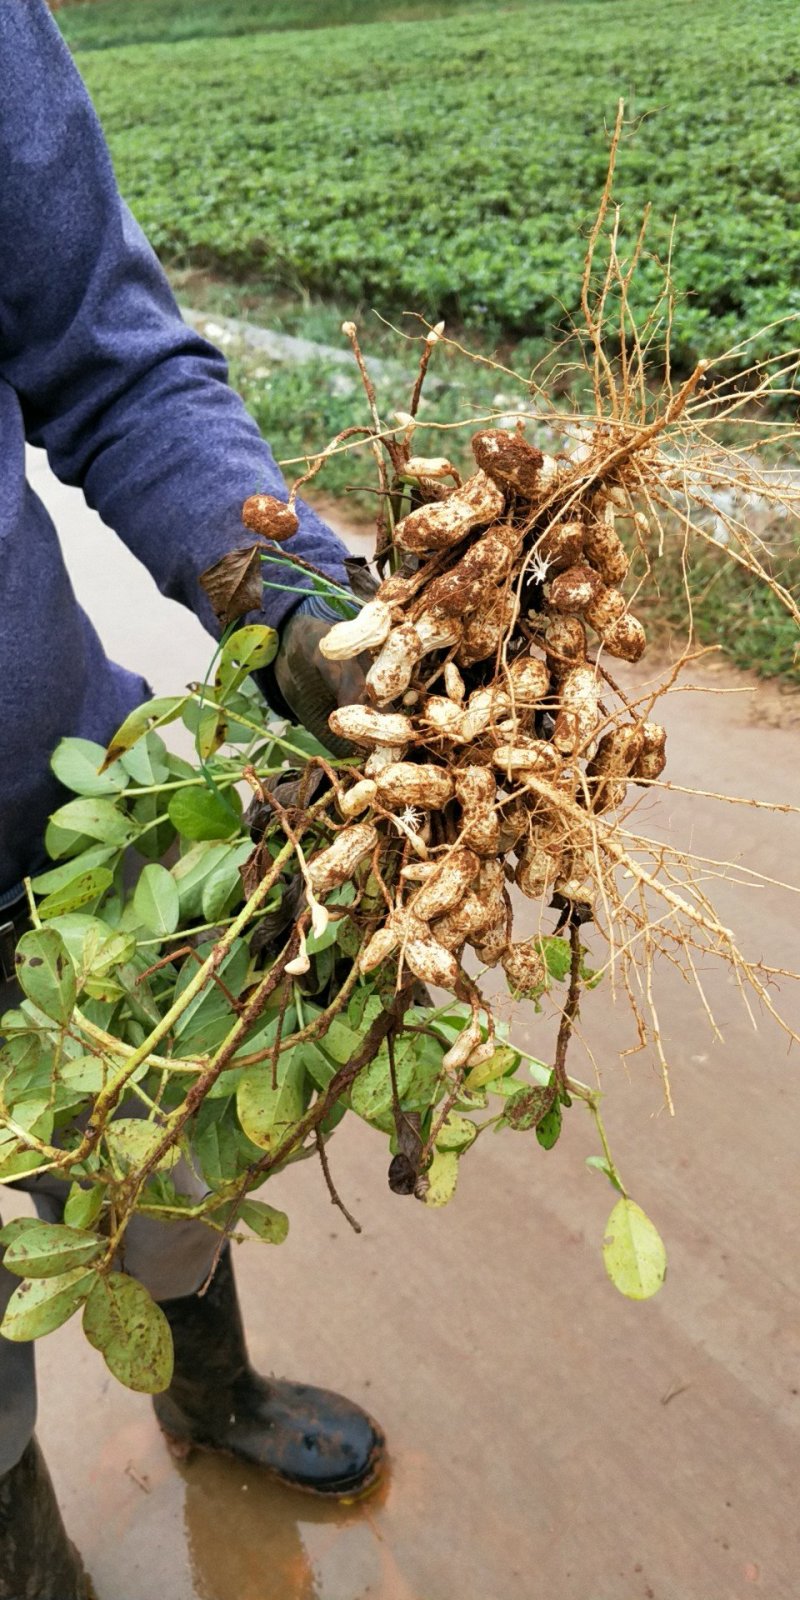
[0,971,220,1472]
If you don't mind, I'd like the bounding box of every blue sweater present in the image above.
[0,0,350,900]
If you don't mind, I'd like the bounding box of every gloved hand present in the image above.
[261,592,369,757]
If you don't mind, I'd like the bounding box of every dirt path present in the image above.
[14,452,800,1599]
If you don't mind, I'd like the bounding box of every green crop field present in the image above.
[55,0,800,683]
[57,0,536,51]
[67,0,800,369]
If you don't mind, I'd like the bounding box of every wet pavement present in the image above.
[8,450,800,1599]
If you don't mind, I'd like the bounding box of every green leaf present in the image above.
[59,1055,109,1094]
[51,738,128,797]
[200,841,251,922]
[0,1222,104,1279]
[586,1155,624,1195]
[602,1198,667,1301]
[172,840,232,919]
[119,731,170,786]
[104,1119,179,1174]
[1,1267,97,1340]
[83,1274,173,1393]
[37,866,114,921]
[238,1199,290,1244]
[535,1099,563,1150]
[14,929,77,1023]
[132,863,180,936]
[537,936,572,983]
[424,1148,459,1207]
[48,797,134,849]
[31,846,118,897]
[216,624,279,700]
[63,1183,105,1231]
[101,696,187,770]
[168,785,242,841]
[237,1049,306,1153]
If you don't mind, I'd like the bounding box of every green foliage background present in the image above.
[55,0,800,684]
[63,0,800,368]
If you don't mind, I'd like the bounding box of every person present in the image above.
[0,4,384,1594]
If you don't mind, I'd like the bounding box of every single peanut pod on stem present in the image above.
[632,721,667,784]
[409,847,481,921]
[402,935,461,991]
[444,661,466,703]
[242,493,299,542]
[586,724,645,813]
[419,695,469,741]
[471,889,512,964]
[365,623,424,705]
[534,520,585,574]
[307,823,379,895]
[600,612,647,663]
[328,705,414,748]
[471,429,544,498]
[544,615,587,678]
[319,600,394,662]
[337,778,378,819]
[583,500,630,585]
[502,939,547,996]
[552,664,600,755]
[394,470,504,554]
[548,563,604,615]
[515,838,562,899]
[455,766,501,855]
[456,587,520,667]
[376,762,455,810]
[441,1012,486,1073]
[492,737,562,781]
[555,846,596,906]
[423,523,522,617]
[433,891,493,952]
[584,585,627,636]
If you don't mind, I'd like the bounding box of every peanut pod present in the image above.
[409,847,481,922]
[319,600,394,662]
[471,429,544,498]
[307,823,379,894]
[455,766,501,855]
[583,500,630,585]
[328,705,414,748]
[632,721,667,784]
[547,563,605,615]
[394,469,504,554]
[242,494,299,543]
[375,762,455,809]
[552,664,599,755]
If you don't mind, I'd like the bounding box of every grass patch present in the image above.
[70,0,800,370]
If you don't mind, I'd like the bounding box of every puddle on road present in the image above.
[180,1453,422,1600]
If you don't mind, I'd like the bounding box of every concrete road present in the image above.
[8,452,800,1600]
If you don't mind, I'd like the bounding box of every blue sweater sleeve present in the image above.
[0,0,350,635]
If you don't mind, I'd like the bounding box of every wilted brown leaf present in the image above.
[200,545,263,629]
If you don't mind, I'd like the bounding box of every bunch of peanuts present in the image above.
[247,427,667,1072]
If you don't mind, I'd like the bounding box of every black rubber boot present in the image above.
[0,1437,91,1600]
[153,1250,385,1499]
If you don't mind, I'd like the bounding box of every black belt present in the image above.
[0,894,28,986]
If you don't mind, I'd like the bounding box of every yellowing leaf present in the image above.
[424,1148,459,1208]
[602,1197,667,1301]
[83,1274,173,1393]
